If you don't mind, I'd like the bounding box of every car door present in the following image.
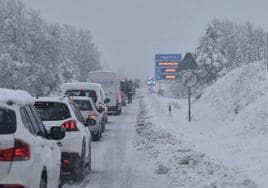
[69,101,91,157]
[91,100,102,128]
[0,107,16,179]
[20,107,48,174]
[25,106,57,161]
[29,106,61,187]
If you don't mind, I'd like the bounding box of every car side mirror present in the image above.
[104,98,110,104]
[86,119,96,127]
[50,126,65,140]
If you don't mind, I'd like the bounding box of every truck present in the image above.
[88,71,122,115]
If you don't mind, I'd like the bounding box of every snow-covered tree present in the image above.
[196,23,225,83]
[195,19,265,85]
[0,0,101,95]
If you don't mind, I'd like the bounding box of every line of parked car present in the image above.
[0,81,123,188]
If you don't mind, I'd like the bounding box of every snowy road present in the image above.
[64,97,168,188]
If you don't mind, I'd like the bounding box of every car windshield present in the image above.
[65,90,97,103]
[73,100,93,111]
[0,108,16,134]
[34,102,71,121]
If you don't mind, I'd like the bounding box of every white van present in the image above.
[60,82,109,127]
[88,71,122,115]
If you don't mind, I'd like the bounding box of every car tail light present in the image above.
[88,113,97,120]
[63,159,70,165]
[116,93,120,103]
[61,120,79,131]
[0,139,30,161]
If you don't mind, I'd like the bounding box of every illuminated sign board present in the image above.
[165,68,176,73]
[165,75,176,79]
[158,62,179,66]
[155,54,181,80]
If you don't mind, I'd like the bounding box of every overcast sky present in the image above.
[23,0,268,79]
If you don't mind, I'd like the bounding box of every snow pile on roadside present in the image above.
[134,99,256,188]
[186,61,268,186]
[0,88,34,106]
[233,91,268,135]
[195,61,268,125]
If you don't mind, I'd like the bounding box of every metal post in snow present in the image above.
[188,87,191,122]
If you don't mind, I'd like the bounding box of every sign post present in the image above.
[181,71,197,122]
[181,52,199,122]
[188,87,191,122]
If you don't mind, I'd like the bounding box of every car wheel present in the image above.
[101,123,105,133]
[93,132,100,141]
[116,109,121,115]
[105,116,108,123]
[87,143,91,171]
[74,142,86,182]
[99,124,103,137]
[39,172,47,188]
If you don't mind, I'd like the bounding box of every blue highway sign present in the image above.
[155,54,181,80]
[155,54,182,62]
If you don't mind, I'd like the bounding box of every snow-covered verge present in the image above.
[136,97,256,188]
[195,61,268,123]
[144,61,268,187]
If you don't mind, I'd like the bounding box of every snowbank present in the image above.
[191,61,268,186]
[0,88,34,106]
[137,98,256,188]
[195,61,268,123]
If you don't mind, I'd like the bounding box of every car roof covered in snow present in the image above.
[60,82,102,93]
[35,96,71,103]
[0,88,34,106]
[70,96,94,103]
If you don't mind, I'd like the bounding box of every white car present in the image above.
[72,96,103,141]
[35,96,92,182]
[0,89,65,188]
[60,82,110,131]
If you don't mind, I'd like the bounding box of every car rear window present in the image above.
[73,100,93,111]
[34,102,71,121]
[0,108,16,134]
[65,90,97,103]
